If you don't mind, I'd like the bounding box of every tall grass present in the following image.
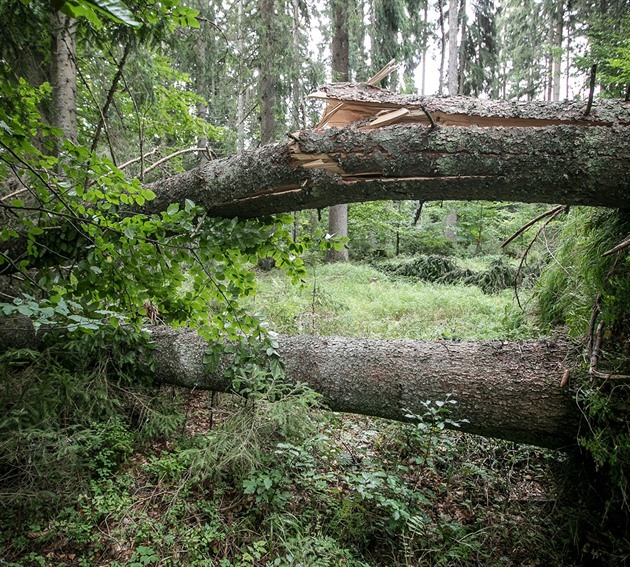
[247,262,538,341]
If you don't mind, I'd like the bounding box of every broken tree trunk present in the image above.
[0,317,580,450]
[2,85,630,275]
[141,84,630,218]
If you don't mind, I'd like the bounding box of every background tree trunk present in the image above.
[236,0,247,154]
[448,0,459,94]
[553,1,564,102]
[50,10,77,144]
[259,0,277,145]
[326,0,350,263]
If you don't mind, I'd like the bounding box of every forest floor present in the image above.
[1,260,595,566]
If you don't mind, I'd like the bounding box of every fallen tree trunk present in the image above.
[150,328,581,450]
[143,85,630,217]
[144,122,630,219]
[0,318,580,449]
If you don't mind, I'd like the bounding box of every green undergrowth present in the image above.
[536,208,630,562]
[0,327,185,516]
[373,254,536,295]
[245,262,538,341]
[0,250,614,566]
[1,383,577,566]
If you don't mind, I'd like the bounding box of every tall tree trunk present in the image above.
[457,0,467,95]
[290,0,302,131]
[327,0,350,263]
[552,2,564,102]
[236,0,246,153]
[195,37,210,165]
[421,2,428,95]
[444,209,458,242]
[447,0,459,95]
[259,0,276,145]
[438,0,446,95]
[50,10,77,145]
[565,19,571,100]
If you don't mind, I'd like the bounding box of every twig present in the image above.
[142,147,213,176]
[603,236,630,257]
[118,147,160,171]
[0,187,29,203]
[514,205,567,309]
[583,64,597,117]
[590,370,630,381]
[587,293,602,359]
[91,40,133,155]
[420,104,437,130]
[413,201,424,225]
[119,71,145,180]
[75,58,117,165]
[589,320,604,375]
[502,205,565,249]
[0,251,47,292]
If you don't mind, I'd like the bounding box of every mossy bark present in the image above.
[142,123,630,219]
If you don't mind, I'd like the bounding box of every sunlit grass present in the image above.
[247,262,539,341]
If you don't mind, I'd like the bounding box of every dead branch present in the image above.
[143,147,214,176]
[502,205,566,249]
[514,206,568,309]
[603,236,630,257]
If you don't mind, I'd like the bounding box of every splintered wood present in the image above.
[290,151,344,174]
[307,83,630,130]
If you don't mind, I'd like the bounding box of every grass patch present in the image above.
[246,262,537,340]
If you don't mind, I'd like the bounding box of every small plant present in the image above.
[401,397,469,467]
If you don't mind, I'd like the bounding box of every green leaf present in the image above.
[63,0,140,27]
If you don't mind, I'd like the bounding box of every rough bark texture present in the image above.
[140,121,630,219]
[50,10,77,143]
[311,83,630,127]
[2,88,630,275]
[149,329,580,450]
[259,0,277,145]
[0,317,580,449]
[448,0,459,95]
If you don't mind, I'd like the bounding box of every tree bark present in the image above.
[552,2,563,102]
[0,318,580,449]
[139,121,630,219]
[447,0,459,95]
[50,10,77,144]
[259,0,277,145]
